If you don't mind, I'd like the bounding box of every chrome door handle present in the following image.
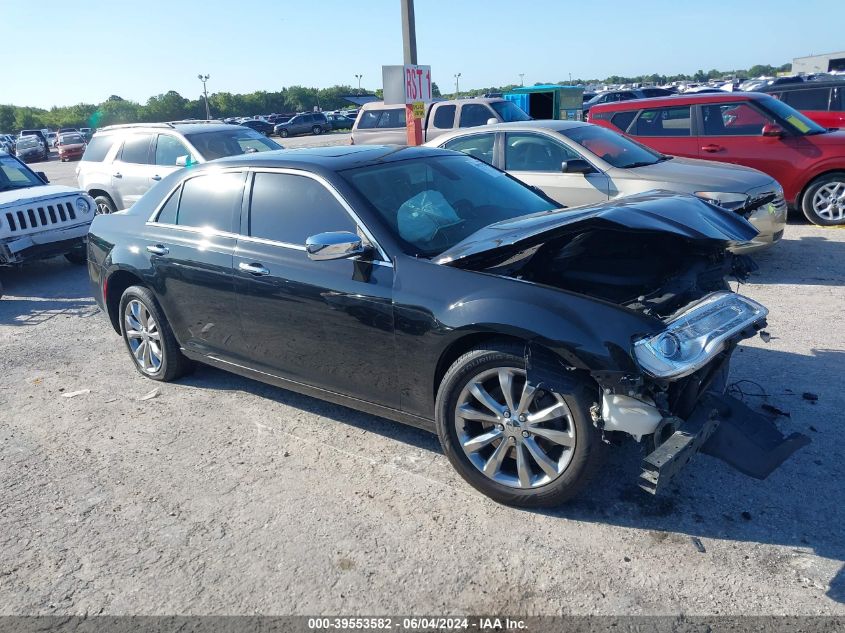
[152,175,162,181]
[113,172,122,178]
[239,262,270,276]
[146,244,169,256]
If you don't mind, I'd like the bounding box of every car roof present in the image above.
[211,145,455,171]
[95,122,239,136]
[760,80,845,91]
[590,91,772,112]
[433,120,591,138]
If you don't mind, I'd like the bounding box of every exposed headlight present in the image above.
[694,191,749,210]
[634,292,767,379]
[76,197,91,214]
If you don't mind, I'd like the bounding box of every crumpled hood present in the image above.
[0,184,87,209]
[435,191,759,267]
[619,156,776,193]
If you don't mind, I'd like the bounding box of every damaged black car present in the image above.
[86,146,809,507]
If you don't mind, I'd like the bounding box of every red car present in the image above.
[56,132,87,162]
[761,80,845,131]
[588,92,845,225]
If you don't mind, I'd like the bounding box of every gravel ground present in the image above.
[1,156,844,616]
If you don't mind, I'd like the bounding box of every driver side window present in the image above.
[504,133,580,172]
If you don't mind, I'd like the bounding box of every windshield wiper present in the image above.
[621,160,658,169]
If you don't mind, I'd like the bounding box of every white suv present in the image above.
[0,153,96,295]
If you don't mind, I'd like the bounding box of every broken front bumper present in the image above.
[639,391,810,494]
[0,223,89,265]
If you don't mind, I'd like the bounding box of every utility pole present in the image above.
[519,73,524,87]
[400,0,422,145]
[354,74,362,95]
[454,72,461,95]
[198,74,210,120]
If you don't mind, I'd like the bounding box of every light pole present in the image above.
[354,74,362,95]
[454,72,461,96]
[198,74,210,120]
[519,73,524,87]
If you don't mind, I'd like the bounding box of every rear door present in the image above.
[111,134,156,209]
[502,131,610,207]
[233,170,398,405]
[628,105,698,157]
[143,170,245,356]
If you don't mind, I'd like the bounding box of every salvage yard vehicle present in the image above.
[57,132,86,162]
[1,153,95,296]
[77,122,282,214]
[13,135,48,163]
[588,92,845,225]
[87,146,808,507]
[351,98,531,146]
[427,120,787,250]
[760,79,845,130]
[273,112,331,138]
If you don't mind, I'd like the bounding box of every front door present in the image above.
[233,170,398,407]
[502,131,610,207]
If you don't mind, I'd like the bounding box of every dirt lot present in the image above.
[1,155,844,616]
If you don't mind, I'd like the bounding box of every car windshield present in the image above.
[59,134,84,144]
[0,154,43,191]
[758,97,827,135]
[16,137,39,149]
[341,155,557,257]
[183,129,281,160]
[560,125,664,168]
[490,101,531,122]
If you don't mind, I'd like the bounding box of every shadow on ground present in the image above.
[0,259,95,326]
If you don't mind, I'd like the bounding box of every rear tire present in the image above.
[312,126,322,135]
[801,172,845,226]
[118,285,193,382]
[435,342,603,507]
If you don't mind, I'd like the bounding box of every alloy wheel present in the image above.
[124,299,163,374]
[454,367,576,489]
[96,201,112,215]
[812,181,845,222]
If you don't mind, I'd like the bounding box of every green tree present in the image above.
[0,106,15,132]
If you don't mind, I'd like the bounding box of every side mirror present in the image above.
[561,159,594,174]
[306,231,365,261]
[175,155,189,167]
[762,123,784,138]
[36,171,49,183]
[486,117,499,126]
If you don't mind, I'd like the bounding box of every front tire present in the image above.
[280,129,289,138]
[119,286,192,382]
[93,194,117,215]
[435,342,603,507]
[64,246,87,265]
[802,172,845,226]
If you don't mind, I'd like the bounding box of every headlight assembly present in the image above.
[634,292,768,379]
[694,191,749,210]
[76,197,91,214]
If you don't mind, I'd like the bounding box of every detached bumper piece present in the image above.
[639,392,810,494]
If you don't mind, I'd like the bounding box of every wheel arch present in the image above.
[104,268,146,334]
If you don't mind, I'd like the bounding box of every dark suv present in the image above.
[273,112,330,138]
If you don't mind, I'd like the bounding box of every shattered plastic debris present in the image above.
[139,388,161,401]
[62,389,91,399]
[691,537,706,553]
[802,392,819,402]
[759,330,772,343]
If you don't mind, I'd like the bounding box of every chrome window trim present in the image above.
[146,166,394,267]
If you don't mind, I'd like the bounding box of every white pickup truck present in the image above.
[0,152,96,297]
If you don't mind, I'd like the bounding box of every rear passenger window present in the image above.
[459,104,494,128]
[610,111,637,132]
[176,172,244,232]
[119,134,153,164]
[249,172,356,246]
[783,88,831,111]
[443,133,494,165]
[155,186,181,224]
[433,105,456,129]
[633,107,691,136]
[81,135,115,162]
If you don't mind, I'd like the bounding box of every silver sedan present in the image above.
[426,120,787,251]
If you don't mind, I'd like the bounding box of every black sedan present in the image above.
[238,119,274,135]
[86,146,806,506]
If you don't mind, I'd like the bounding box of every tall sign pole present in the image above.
[401,0,423,146]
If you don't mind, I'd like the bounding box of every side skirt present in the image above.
[182,349,437,434]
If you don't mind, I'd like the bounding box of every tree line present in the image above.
[0,85,371,132]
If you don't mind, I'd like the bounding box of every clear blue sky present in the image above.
[4,0,842,109]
